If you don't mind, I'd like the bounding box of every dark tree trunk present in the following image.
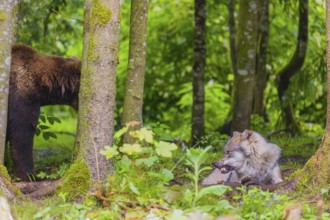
[228,0,237,75]
[191,0,206,146]
[277,0,308,135]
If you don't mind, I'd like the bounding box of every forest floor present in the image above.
[7,112,330,219]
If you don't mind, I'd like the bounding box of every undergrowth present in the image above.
[12,118,329,219]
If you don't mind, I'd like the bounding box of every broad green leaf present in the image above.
[117,156,132,173]
[120,143,142,155]
[155,141,177,157]
[129,182,140,195]
[136,156,158,167]
[114,127,128,140]
[185,146,212,167]
[135,127,154,143]
[161,168,174,182]
[195,185,230,202]
[100,145,119,159]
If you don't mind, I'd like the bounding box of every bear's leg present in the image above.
[7,97,40,181]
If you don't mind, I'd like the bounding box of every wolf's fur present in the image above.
[201,130,282,186]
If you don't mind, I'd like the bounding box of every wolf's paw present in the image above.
[241,176,252,185]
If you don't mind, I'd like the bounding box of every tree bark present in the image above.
[122,0,149,144]
[228,0,237,75]
[0,0,19,165]
[231,0,258,132]
[291,0,330,190]
[75,0,120,182]
[191,0,206,146]
[277,0,308,135]
[252,0,269,116]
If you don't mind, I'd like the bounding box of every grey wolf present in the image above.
[201,130,283,186]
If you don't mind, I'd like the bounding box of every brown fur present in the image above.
[6,44,81,181]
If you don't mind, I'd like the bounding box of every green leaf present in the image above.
[39,125,50,130]
[117,155,132,173]
[129,182,140,195]
[37,172,47,179]
[39,115,46,123]
[160,168,174,182]
[136,156,158,167]
[185,146,212,168]
[35,128,41,136]
[135,127,154,143]
[43,132,57,140]
[114,127,128,140]
[195,185,230,202]
[100,145,119,159]
[119,143,142,155]
[155,141,177,157]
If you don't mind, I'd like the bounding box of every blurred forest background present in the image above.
[17,0,326,151]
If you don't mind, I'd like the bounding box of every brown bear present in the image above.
[6,44,81,181]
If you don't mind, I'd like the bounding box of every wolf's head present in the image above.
[214,130,281,176]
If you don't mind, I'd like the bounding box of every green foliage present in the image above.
[37,163,68,180]
[234,187,290,220]
[17,0,83,56]
[36,112,61,141]
[100,126,178,200]
[182,146,231,211]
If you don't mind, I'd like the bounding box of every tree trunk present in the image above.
[0,0,19,165]
[122,0,149,144]
[228,0,237,75]
[75,0,120,182]
[231,0,258,132]
[191,0,206,146]
[277,0,308,135]
[252,0,269,116]
[292,0,330,190]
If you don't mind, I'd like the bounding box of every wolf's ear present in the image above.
[233,131,240,136]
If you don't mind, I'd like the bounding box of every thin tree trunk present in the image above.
[191,0,206,146]
[252,0,269,116]
[75,0,120,182]
[231,0,258,132]
[0,0,19,164]
[122,0,149,144]
[277,0,308,135]
[228,0,237,75]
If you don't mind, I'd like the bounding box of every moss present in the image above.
[0,12,8,21]
[0,165,21,197]
[57,157,91,200]
[290,134,330,192]
[92,0,112,26]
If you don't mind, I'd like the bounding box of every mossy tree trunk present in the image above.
[191,0,206,146]
[252,0,269,117]
[0,0,19,165]
[292,0,330,191]
[231,0,258,132]
[277,0,308,136]
[75,0,120,182]
[122,0,149,144]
